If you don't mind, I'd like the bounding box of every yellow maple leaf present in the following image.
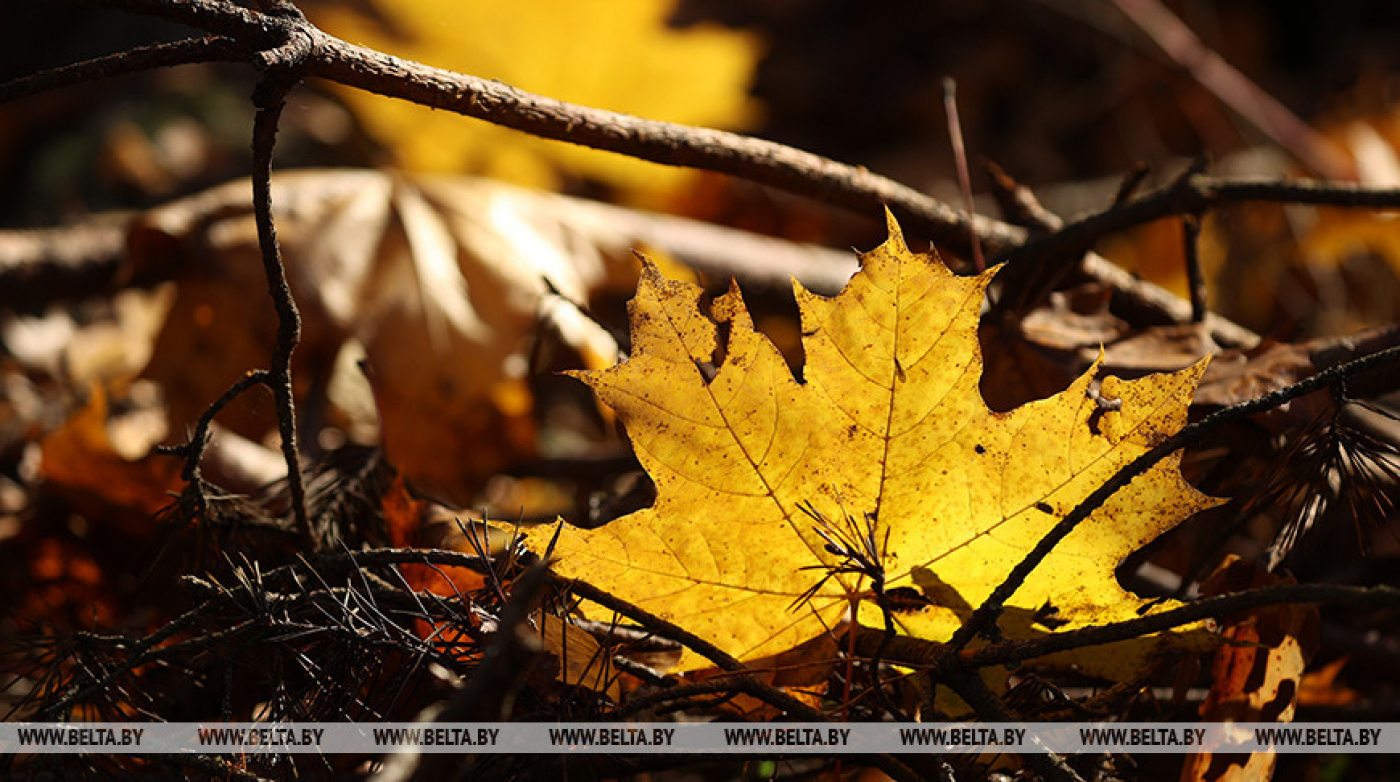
[531,213,1220,678]
[307,0,760,201]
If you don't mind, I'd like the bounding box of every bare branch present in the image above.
[20,0,1399,353]
[962,581,1400,669]
[158,370,270,481]
[68,0,1011,257]
[999,175,1400,280]
[249,68,311,543]
[852,581,1400,672]
[943,668,1085,782]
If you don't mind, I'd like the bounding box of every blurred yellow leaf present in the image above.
[308,0,761,201]
[1101,215,1227,301]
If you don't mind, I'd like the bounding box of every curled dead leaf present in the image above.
[1181,555,1319,782]
[129,171,630,504]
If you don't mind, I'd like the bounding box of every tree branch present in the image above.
[249,53,312,542]
[961,582,1400,670]
[66,0,1018,257]
[995,174,1400,313]
[853,582,1400,671]
[943,668,1085,782]
[1003,175,1400,273]
[19,0,1400,353]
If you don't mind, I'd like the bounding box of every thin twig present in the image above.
[943,669,1085,782]
[309,40,1024,259]
[158,369,270,481]
[1182,212,1206,323]
[1113,162,1151,206]
[949,340,1400,651]
[961,582,1400,670]
[250,69,311,544]
[563,578,742,673]
[1110,0,1353,180]
[34,602,214,720]
[69,0,1023,260]
[1000,175,1400,274]
[943,77,985,272]
[0,36,245,103]
[994,173,1400,317]
[982,158,1063,233]
[851,581,1400,671]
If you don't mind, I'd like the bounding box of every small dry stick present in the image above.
[943,668,1085,782]
[158,369,270,481]
[943,77,985,272]
[982,159,1063,233]
[1113,162,1152,206]
[250,69,312,545]
[959,581,1400,670]
[1182,211,1207,323]
[1111,0,1354,180]
[995,174,1400,315]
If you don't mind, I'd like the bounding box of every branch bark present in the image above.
[12,0,1398,352]
[853,582,1400,671]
